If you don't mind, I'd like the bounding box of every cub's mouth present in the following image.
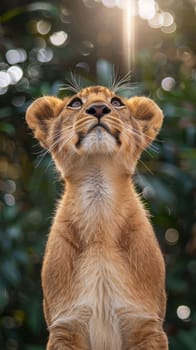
[89,122,110,134]
[75,122,121,148]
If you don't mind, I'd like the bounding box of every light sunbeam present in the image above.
[123,0,135,74]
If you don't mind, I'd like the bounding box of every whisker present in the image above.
[143,148,154,158]
[60,71,82,94]
[148,144,159,154]
[116,71,132,85]
[125,125,163,160]
[47,125,73,143]
[110,66,119,91]
[114,83,139,94]
[59,132,74,153]
[124,126,157,158]
[32,142,41,149]
[59,85,80,94]
[138,159,154,175]
[70,71,81,92]
[35,149,50,168]
[151,137,164,144]
[110,69,130,91]
[115,75,132,89]
[51,131,72,152]
[41,138,60,156]
[45,158,55,173]
[33,148,47,156]
[35,130,75,168]
[112,71,133,93]
[126,124,161,144]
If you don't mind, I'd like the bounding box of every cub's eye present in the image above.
[111,97,124,108]
[68,98,83,108]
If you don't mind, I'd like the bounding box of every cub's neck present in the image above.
[57,157,147,245]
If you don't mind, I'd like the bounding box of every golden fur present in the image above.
[26,86,168,349]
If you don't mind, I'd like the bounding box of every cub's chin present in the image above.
[75,126,120,155]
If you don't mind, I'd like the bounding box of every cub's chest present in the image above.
[76,253,129,350]
[76,251,130,312]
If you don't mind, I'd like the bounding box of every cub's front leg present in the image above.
[121,223,168,350]
[120,316,168,350]
[42,227,90,350]
[46,322,90,350]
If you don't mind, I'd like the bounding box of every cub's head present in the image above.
[26,86,163,177]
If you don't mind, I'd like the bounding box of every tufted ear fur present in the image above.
[127,96,164,146]
[26,96,65,148]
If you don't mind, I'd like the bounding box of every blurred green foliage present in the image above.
[0,1,195,349]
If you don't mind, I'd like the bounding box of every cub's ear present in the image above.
[127,96,164,146]
[26,96,65,148]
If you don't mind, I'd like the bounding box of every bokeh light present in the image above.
[36,20,51,35]
[165,228,179,245]
[161,22,176,34]
[0,66,23,94]
[27,2,53,12]
[177,305,191,321]
[6,180,16,193]
[75,61,90,72]
[161,77,176,91]
[117,0,131,9]
[91,0,177,35]
[162,11,174,27]
[7,66,23,85]
[80,40,94,56]
[12,95,26,107]
[148,12,164,28]
[0,71,11,89]
[49,31,68,47]
[4,193,15,207]
[37,48,53,62]
[6,49,27,65]
[138,0,156,20]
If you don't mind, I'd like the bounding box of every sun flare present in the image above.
[123,0,135,73]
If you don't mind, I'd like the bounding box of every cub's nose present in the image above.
[86,104,111,119]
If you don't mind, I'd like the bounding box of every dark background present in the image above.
[0,1,195,349]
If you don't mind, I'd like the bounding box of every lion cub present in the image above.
[26,86,168,350]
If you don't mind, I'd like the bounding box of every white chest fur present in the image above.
[70,166,120,243]
[79,253,124,350]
